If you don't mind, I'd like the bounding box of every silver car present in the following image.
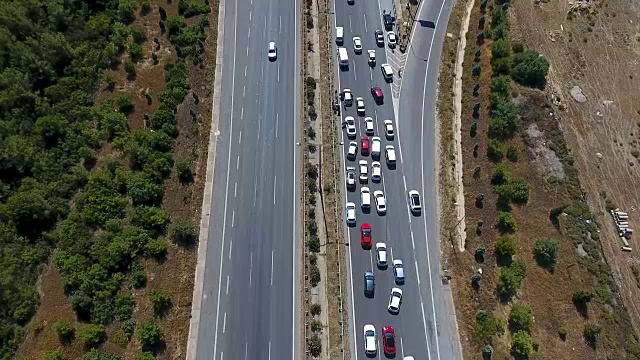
[364,271,375,296]
[393,259,405,284]
[346,166,356,189]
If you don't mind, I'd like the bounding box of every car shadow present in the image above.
[364,291,375,299]
[365,353,377,359]
[420,20,436,28]
[384,352,397,359]
[362,207,371,214]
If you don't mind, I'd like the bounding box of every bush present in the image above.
[474,310,500,341]
[145,238,167,258]
[79,349,120,360]
[533,238,559,268]
[494,178,530,204]
[512,50,550,88]
[176,160,193,183]
[178,0,210,17]
[128,43,143,62]
[78,324,106,348]
[101,72,116,89]
[494,236,516,260]
[506,145,518,161]
[169,218,197,245]
[130,261,147,288]
[509,304,533,332]
[150,290,172,316]
[137,321,163,347]
[487,139,505,161]
[308,334,322,356]
[166,16,188,35]
[489,100,519,139]
[132,206,169,231]
[310,303,322,316]
[511,330,535,356]
[122,319,136,339]
[309,264,321,287]
[491,38,511,59]
[115,292,135,321]
[497,259,527,297]
[129,26,147,44]
[496,211,516,233]
[118,0,136,23]
[491,164,510,185]
[308,235,320,253]
[572,290,594,305]
[124,59,136,77]
[114,92,134,114]
[53,319,74,341]
[490,75,511,99]
[40,349,66,360]
[558,327,568,340]
[135,353,154,360]
[583,323,601,344]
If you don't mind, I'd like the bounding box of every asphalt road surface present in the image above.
[333,0,456,359]
[194,0,300,358]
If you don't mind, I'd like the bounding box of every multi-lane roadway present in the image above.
[193,0,300,358]
[333,0,457,359]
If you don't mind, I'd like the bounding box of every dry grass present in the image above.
[440,0,640,359]
[17,1,219,358]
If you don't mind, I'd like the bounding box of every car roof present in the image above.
[347,166,355,170]
[392,287,403,295]
[346,202,355,207]
[364,324,376,332]
[393,259,403,266]
[365,271,374,277]
[386,145,394,149]
[384,119,393,124]
[376,242,386,249]
[346,116,354,120]
[374,190,383,195]
[359,159,367,164]
[372,136,381,141]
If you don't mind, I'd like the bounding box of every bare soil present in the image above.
[439,0,640,359]
[18,1,219,358]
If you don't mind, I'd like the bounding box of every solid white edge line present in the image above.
[212,0,240,357]
[293,0,301,356]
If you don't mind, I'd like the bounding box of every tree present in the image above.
[509,303,533,332]
[533,238,559,268]
[35,115,68,147]
[114,92,134,114]
[100,111,129,141]
[490,75,511,99]
[131,206,169,231]
[129,26,146,44]
[166,16,188,35]
[169,217,197,245]
[572,290,594,305]
[115,292,135,321]
[78,324,106,348]
[494,236,516,260]
[124,59,136,77]
[512,50,550,88]
[497,259,527,297]
[496,211,516,233]
[511,330,535,356]
[128,43,143,62]
[310,303,322,316]
[118,0,136,24]
[137,321,163,347]
[127,172,164,205]
[491,164,510,185]
[150,290,172,316]
[176,159,193,183]
[308,334,322,356]
[487,139,505,161]
[53,319,74,341]
[491,38,511,59]
[583,323,602,345]
[489,100,519,139]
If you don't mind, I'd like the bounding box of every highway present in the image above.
[333,0,456,359]
[193,0,300,358]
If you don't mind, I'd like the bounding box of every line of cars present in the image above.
[337,6,419,359]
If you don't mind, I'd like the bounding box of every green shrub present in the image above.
[512,50,550,88]
[533,238,559,268]
[474,310,500,341]
[166,16,188,35]
[169,218,197,245]
[491,164,510,185]
[511,330,535,356]
[490,75,511,99]
[53,319,74,341]
[491,38,511,59]
[178,0,210,17]
[130,261,147,288]
[136,352,155,360]
[583,323,601,344]
[572,290,594,305]
[494,178,530,204]
[129,26,146,44]
[150,290,172,316]
[137,321,163,347]
[176,160,193,183]
[40,349,66,360]
[79,349,121,360]
[489,100,519,139]
[494,236,516,260]
[496,211,516,233]
[497,259,527,297]
[145,238,168,257]
[118,0,136,24]
[310,303,322,316]
[487,139,505,161]
[509,304,533,332]
[506,145,519,161]
[128,43,143,62]
[558,327,568,340]
[115,292,135,322]
[114,92,134,114]
[124,59,136,77]
[78,324,106,348]
[122,319,136,339]
[131,206,169,232]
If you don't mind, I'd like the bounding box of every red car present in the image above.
[361,136,370,155]
[371,86,384,103]
[382,326,396,355]
[360,223,372,248]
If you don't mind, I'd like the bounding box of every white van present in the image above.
[361,187,371,209]
[336,26,344,44]
[338,47,349,67]
[371,136,381,159]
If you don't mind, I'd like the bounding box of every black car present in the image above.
[364,271,375,297]
[383,13,394,30]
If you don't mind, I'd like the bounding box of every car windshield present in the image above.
[386,333,395,346]
[413,196,421,205]
[362,228,370,236]
[366,330,374,337]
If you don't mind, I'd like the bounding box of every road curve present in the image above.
[194,0,300,358]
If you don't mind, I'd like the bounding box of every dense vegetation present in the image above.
[0,0,208,358]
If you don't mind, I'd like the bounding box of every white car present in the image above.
[385,145,396,165]
[371,136,381,159]
[345,166,356,189]
[371,161,382,182]
[381,63,393,80]
[387,31,397,47]
[368,50,376,66]
[363,324,377,355]
[353,36,362,53]
[408,190,422,214]
[393,259,405,284]
[360,186,371,208]
[343,88,353,106]
[376,242,388,267]
[345,116,356,138]
[347,141,358,160]
[356,97,365,115]
[345,202,356,224]
[364,117,374,134]
[384,119,394,139]
[359,160,368,182]
[388,287,403,314]
[268,41,277,60]
[374,190,386,214]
